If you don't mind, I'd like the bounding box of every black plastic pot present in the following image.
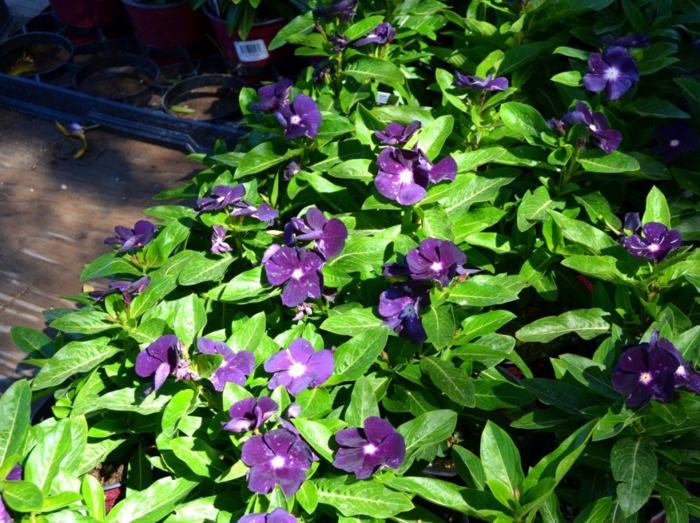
[0,32,74,79]
[162,74,245,121]
[74,54,159,105]
[0,0,11,39]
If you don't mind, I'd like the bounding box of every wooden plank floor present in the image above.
[0,107,198,388]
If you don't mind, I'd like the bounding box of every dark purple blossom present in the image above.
[241,427,315,496]
[563,101,622,153]
[602,33,650,48]
[197,338,255,392]
[651,122,699,163]
[196,185,246,212]
[250,78,293,112]
[454,72,509,91]
[406,238,472,286]
[333,417,405,479]
[263,245,324,307]
[287,403,302,418]
[274,95,322,140]
[104,220,156,253]
[135,335,195,393]
[238,508,297,523]
[211,225,232,254]
[353,22,396,47]
[329,33,349,52]
[378,283,430,343]
[374,147,456,206]
[0,498,10,523]
[312,61,332,84]
[649,331,700,394]
[224,397,278,433]
[264,338,333,395]
[315,0,357,22]
[621,214,682,263]
[231,201,279,225]
[374,121,421,145]
[283,161,301,181]
[583,46,639,100]
[284,207,348,259]
[90,276,150,305]
[612,343,677,407]
[546,117,567,135]
[6,465,21,481]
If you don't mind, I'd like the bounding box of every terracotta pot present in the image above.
[49,0,123,29]
[205,11,286,67]
[121,0,203,49]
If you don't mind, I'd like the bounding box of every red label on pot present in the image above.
[234,40,269,62]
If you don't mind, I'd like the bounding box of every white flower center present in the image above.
[604,67,620,80]
[288,361,307,378]
[290,115,302,125]
[588,124,598,132]
[670,139,680,147]
[398,169,413,184]
[270,455,286,469]
[639,371,653,385]
[363,443,378,455]
[291,268,304,280]
[648,243,660,252]
[676,366,687,377]
[430,262,443,272]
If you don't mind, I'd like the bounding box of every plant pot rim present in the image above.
[120,0,187,9]
[203,7,284,27]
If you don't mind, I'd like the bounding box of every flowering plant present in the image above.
[2,0,700,522]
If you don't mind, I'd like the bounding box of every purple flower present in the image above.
[454,72,509,91]
[104,220,156,253]
[406,238,472,286]
[197,338,255,392]
[211,226,232,254]
[274,95,322,140]
[329,33,349,52]
[241,427,315,496]
[135,335,194,393]
[583,46,639,100]
[651,122,699,163]
[621,214,682,263]
[353,22,396,47]
[264,338,333,395]
[224,397,278,433]
[284,207,348,259]
[196,185,246,212]
[238,508,297,523]
[231,201,279,225]
[251,78,293,112]
[90,276,150,305]
[0,498,10,523]
[315,0,357,22]
[378,283,430,344]
[263,245,324,307]
[6,465,21,481]
[648,331,700,394]
[374,121,421,145]
[563,101,622,153]
[333,417,405,479]
[602,33,650,49]
[612,342,677,407]
[374,147,456,206]
[283,161,301,181]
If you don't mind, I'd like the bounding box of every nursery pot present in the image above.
[205,10,285,67]
[121,0,204,49]
[162,74,245,120]
[0,32,74,78]
[75,54,160,105]
[49,0,123,29]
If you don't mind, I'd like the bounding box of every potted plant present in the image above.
[121,0,204,49]
[192,0,306,66]
[49,0,124,29]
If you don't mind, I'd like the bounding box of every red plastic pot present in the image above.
[121,0,203,49]
[49,0,123,28]
[206,11,286,67]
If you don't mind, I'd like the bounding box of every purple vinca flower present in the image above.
[196,185,246,212]
[374,147,456,206]
[612,341,677,408]
[231,201,279,225]
[602,33,650,49]
[329,33,349,52]
[197,338,255,392]
[406,238,472,286]
[353,22,396,47]
[241,427,315,496]
[263,245,324,307]
[454,72,509,91]
[211,225,232,254]
[378,283,430,344]
[583,46,639,100]
[0,497,10,523]
[333,417,405,479]
[374,120,421,146]
[238,508,297,523]
[0,465,21,523]
[651,122,699,163]
[274,94,322,140]
[224,397,278,433]
[90,276,150,305]
[283,161,301,181]
[250,78,293,112]
[135,335,195,393]
[264,338,333,395]
[621,213,682,263]
[104,220,156,253]
[6,465,21,481]
[563,101,622,154]
[648,331,700,394]
[284,207,348,259]
[315,0,357,22]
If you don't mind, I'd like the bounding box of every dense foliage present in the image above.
[2,0,700,522]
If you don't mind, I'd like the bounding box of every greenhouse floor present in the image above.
[0,107,198,388]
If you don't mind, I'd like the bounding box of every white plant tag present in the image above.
[234,39,270,62]
[376,91,391,105]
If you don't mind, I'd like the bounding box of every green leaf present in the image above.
[106,477,196,523]
[327,328,388,384]
[642,186,671,227]
[610,438,657,516]
[32,338,117,390]
[346,376,380,426]
[0,379,30,473]
[10,327,52,356]
[460,311,516,342]
[236,142,300,177]
[552,46,589,60]
[515,309,610,343]
[295,388,331,419]
[420,358,475,407]
[80,387,171,416]
[292,419,335,462]
[344,58,405,89]
[452,147,507,173]
[343,15,385,41]
[268,12,314,50]
[421,169,518,212]
[161,389,196,438]
[314,478,414,519]
[178,253,234,286]
[82,474,106,521]
[168,437,225,477]
[325,234,392,277]
[206,266,270,303]
[480,421,523,502]
[296,481,319,514]
[578,151,640,173]
[550,70,582,86]
[621,97,689,119]
[25,419,71,493]
[81,252,141,281]
[321,306,384,336]
[50,310,116,335]
[548,210,619,252]
[416,115,454,160]
[573,497,613,523]
[327,159,373,183]
[422,304,456,349]
[384,476,474,514]
[0,480,43,512]
[561,255,639,287]
[398,410,457,467]
[517,186,562,232]
[447,275,523,307]
[453,445,486,490]
[499,102,549,139]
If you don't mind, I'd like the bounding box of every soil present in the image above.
[0,41,70,76]
[78,65,154,100]
[166,84,239,120]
